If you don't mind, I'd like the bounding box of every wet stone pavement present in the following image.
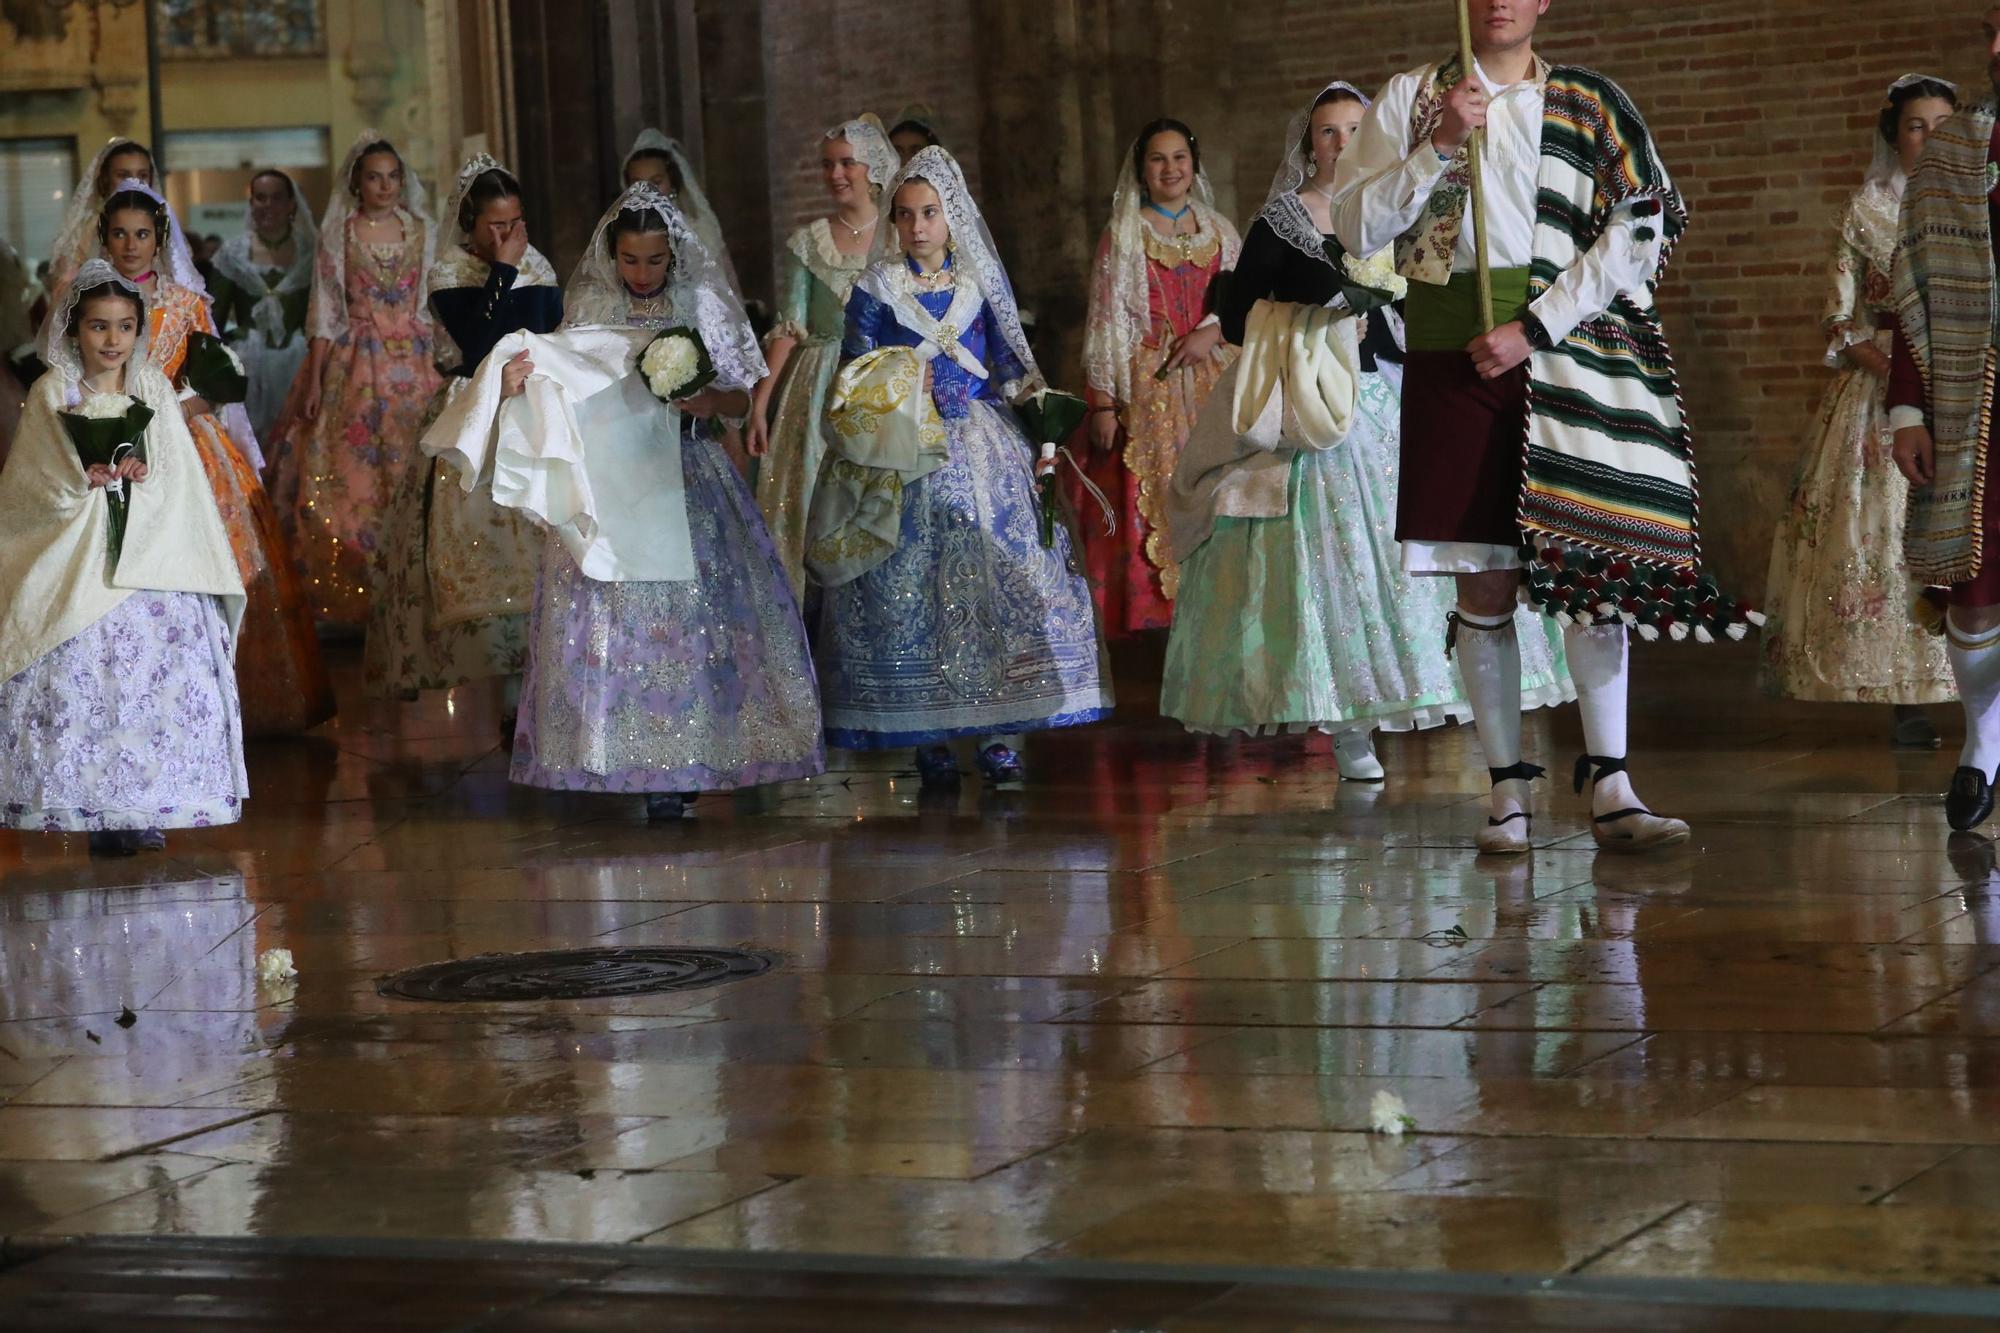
[5,640,2000,1324]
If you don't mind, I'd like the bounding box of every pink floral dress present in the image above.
[280,215,441,628]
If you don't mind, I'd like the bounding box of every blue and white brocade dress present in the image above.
[815,268,1113,748]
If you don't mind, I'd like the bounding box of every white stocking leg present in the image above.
[1452,607,1530,823]
[1563,622,1640,818]
[1947,611,2000,776]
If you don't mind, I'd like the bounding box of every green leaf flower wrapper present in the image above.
[1336,246,1408,319]
[180,330,249,405]
[59,397,154,564]
[1016,388,1088,449]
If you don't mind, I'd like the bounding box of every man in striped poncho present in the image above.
[1889,6,2000,832]
[1331,0,1737,857]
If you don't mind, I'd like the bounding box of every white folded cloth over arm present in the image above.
[421,324,697,583]
[1165,299,1361,563]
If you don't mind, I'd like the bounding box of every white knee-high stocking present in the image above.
[1452,607,1529,822]
[1947,612,2000,776]
[1563,622,1640,817]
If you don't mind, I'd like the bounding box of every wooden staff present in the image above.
[1456,0,1495,332]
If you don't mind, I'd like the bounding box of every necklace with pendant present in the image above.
[838,213,877,241]
[908,257,954,292]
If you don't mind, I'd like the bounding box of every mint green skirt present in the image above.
[1162,369,1573,736]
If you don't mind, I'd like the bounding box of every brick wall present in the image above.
[761,0,984,251]
[745,0,1982,592]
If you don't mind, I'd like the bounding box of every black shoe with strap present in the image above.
[1946,766,1997,833]
[1574,754,1690,852]
[1476,761,1544,855]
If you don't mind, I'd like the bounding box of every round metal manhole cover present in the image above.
[375,947,778,1002]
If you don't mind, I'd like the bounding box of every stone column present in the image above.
[507,0,614,272]
[695,0,772,306]
[345,0,397,128]
[973,0,1099,387]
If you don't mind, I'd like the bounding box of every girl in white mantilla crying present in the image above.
[805,147,1111,789]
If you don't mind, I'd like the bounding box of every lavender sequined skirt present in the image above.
[0,592,247,831]
[510,427,825,794]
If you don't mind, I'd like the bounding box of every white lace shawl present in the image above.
[869,146,1044,399]
[1082,131,1238,401]
[209,172,318,348]
[563,182,766,392]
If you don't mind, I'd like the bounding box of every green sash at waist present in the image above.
[1403,268,1534,352]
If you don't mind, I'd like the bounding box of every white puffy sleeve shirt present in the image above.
[1329,61,1666,343]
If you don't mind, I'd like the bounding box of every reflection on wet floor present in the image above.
[4,641,2000,1291]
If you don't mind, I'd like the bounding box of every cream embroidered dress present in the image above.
[1762,178,1953,703]
[758,218,867,597]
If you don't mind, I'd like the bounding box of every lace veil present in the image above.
[88,177,270,469]
[39,175,200,362]
[1259,81,1372,264]
[1868,72,1959,191]
[1082,125,1239,401]
[870,145,1043,397]
[210,170,318,347]
[563,181,767,391]
[826,115,900,193]
[307,130,434,344]
[435,151,504,256]
[621,130,740,299]
[49,138,153,282]
[78,167,204,308]
[41,258,153,386]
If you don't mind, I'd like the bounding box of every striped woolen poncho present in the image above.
[1891,102,1998,587]
[1409,59,1762,641]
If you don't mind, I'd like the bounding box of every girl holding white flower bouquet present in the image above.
[807,147,1111,788]
[504,184,822,820]
[365,156,562,731]
[1161,84,1571,774]
[93,182,333,737]
[0,262,247,855]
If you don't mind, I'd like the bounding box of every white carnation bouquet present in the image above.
[1337,245,1408,316]
[77,391,137,419]
[1342,248,1407,300]
[638,326,717,404]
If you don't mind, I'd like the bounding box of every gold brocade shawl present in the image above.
[0,364,244,686]
[803,347,948,587]
[422,247,558,626]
